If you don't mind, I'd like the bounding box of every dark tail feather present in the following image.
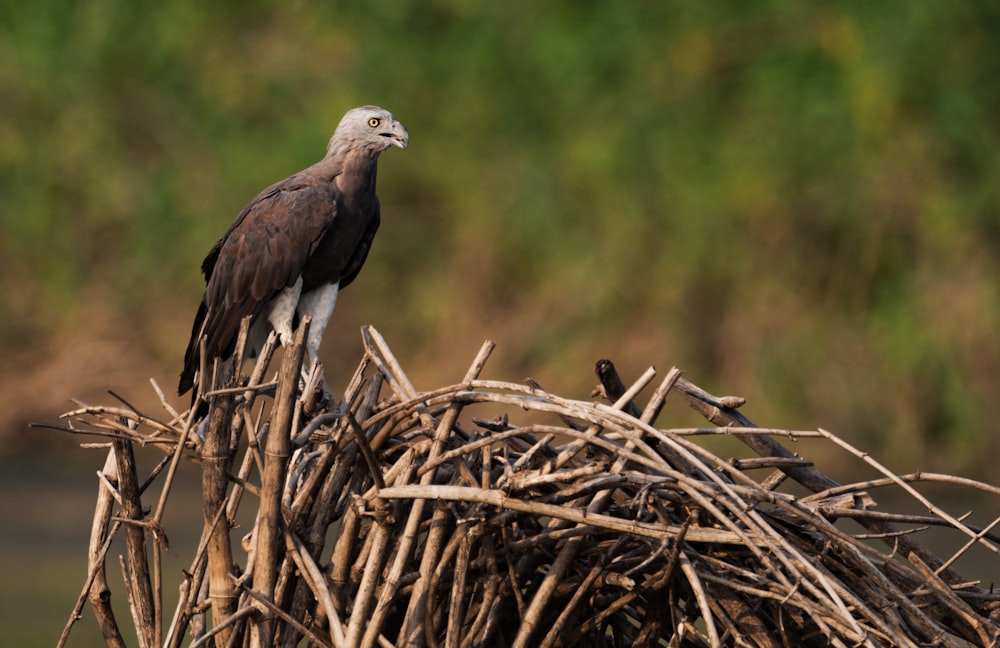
[178,301,208,396]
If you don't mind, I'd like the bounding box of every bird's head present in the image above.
[329,106,409,157]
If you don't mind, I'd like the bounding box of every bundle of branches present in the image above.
[50,323,1000,647]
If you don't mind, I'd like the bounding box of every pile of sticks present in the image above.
[52,323,1000,647]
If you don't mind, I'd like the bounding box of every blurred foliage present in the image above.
[2,1,999,473]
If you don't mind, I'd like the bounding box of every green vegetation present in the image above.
[2,1,999,473]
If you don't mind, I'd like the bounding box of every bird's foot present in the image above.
[277,328,295,347]
[300,361,336,415]
[331,397,349,417]
[302,383,336,417]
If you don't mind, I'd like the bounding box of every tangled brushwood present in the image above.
[49,323,1000,647]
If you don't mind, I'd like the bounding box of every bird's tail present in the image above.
[178,301,209,396]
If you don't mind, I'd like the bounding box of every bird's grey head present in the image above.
[327,105,409,157]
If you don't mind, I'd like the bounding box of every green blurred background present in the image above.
[2,1,999,645]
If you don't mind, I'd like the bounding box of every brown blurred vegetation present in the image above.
[2,1,999,476]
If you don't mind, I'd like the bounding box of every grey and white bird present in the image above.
[178,105,408,397]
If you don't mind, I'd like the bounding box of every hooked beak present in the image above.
[383,121,409,149]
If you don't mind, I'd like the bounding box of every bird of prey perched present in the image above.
[178,105,408,397]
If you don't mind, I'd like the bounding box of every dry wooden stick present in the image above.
[200,389,237,645]
[513,364,660,647]
[547,366,658,472]
[803,471,1000,502]
[449,524,481,647]
[250,316,310,646]
[594,359,644,419]
[57,450,126,648]
[816,428,1000,557]
[677,550,720,646]
[592,364,884,642]
[376,484,741,543]
[364,336,497,647]
[187,605,258,648]
[671,375,985,598]
[536,560,605,648]
[112,434,158,648]
[342,480,401,647]
[282,404,361,647]
[939,513,1000,575]
[283,527,345,647]
[908,552,996,647]
[162,501,221,648]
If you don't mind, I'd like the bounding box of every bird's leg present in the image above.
[296,283,338,356]
[296,282,340,412]
[266,278,303,347]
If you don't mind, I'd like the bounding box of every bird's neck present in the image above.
[313,149,379,197]
[337,155,378,198]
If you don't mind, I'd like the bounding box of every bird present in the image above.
[178,105,408,398]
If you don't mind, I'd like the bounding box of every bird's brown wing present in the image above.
[334,202,380,292]
[178,177,339,394]
[300,196,380,293]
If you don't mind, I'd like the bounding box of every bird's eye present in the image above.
[368,117,381,128]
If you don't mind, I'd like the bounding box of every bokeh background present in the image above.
[2,2,999,645]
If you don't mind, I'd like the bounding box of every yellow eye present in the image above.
[368,117,380,128]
